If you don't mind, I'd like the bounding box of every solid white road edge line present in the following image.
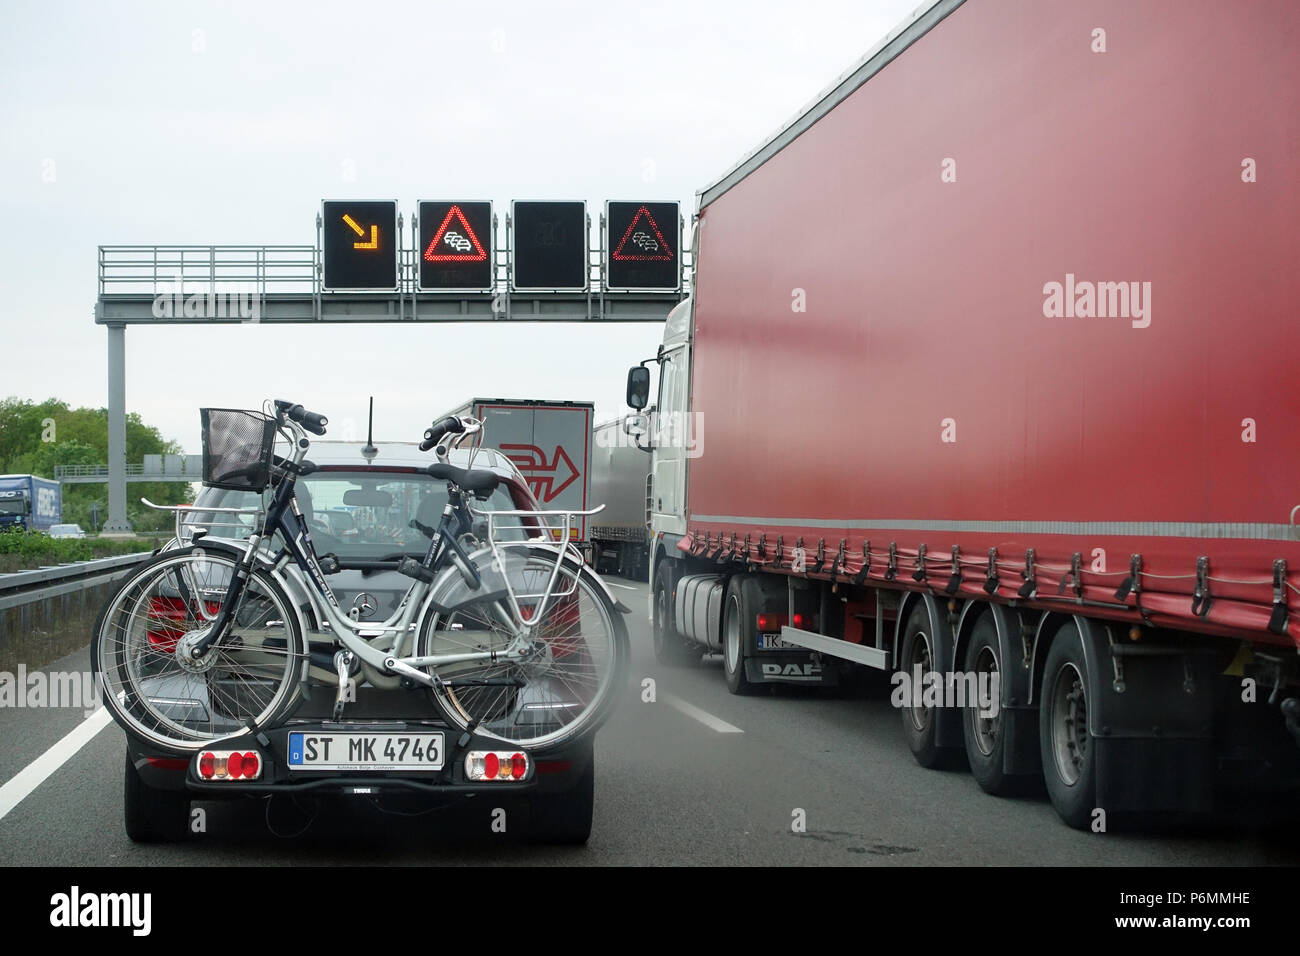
[662,693,744,734]
[0,707,113,823]
[604,582,638,591]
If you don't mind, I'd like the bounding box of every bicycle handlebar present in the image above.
[419,416,464,451]
[275,399,328,436]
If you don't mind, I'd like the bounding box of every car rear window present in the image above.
[185,470,527,560]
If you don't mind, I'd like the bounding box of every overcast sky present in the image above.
[0,0,918,455]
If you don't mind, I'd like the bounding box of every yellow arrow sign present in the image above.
[341,213,379,250]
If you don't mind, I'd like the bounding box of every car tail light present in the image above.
[196,750,262,781]
[464,750,530,782]
[756,613,788,632]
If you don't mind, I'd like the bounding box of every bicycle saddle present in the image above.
[427,462,500,496]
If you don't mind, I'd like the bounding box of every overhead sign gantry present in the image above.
[93,196,691,531]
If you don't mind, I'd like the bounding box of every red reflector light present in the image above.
[756,613,787,632]
[536,760,572,775]
[792,613,806,629]
[145,757,189,770]
[195,749,261,781]
[464,750,532,782]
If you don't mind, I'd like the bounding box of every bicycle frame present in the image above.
[167,414,604,687]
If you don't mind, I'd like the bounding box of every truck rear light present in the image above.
[464,750,531,782]
[196,750,262,781]
[148,597,220,654]
[792,612,815,629]
[756,613,788,632]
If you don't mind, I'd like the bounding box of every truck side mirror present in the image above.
[626,366,651,410]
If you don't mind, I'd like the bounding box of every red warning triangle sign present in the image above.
[424,205,488,262]
[612,206,674,261]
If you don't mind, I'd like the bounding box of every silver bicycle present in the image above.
[92,400,629,755]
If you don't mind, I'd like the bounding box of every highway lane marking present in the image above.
[604,582,639,591]
[662,693,744,734]
[0,707,112,823]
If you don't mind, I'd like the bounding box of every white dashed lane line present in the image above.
[0,708,113,823]
[661,693,744,734]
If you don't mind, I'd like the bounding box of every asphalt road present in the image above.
[2,576,1299,866]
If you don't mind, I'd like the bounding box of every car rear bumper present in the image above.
[129,720,592,798]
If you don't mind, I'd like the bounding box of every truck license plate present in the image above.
[288,732,444,771]
[756,632,797,650]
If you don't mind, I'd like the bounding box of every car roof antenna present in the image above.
[361,396,379,462]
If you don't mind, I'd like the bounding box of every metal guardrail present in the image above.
[0,552,152,612]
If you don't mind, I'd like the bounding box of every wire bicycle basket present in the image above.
[200,408,278,491]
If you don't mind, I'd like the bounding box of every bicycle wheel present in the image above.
[417,545,628,752]
[92,546,305,753]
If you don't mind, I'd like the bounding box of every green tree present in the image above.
[0,396,193,532]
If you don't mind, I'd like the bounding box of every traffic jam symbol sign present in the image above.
[322,200,398,291]
[418,201,493,291]
[501,443,580,503]
[611,205,673,261]
[605,201,680,290]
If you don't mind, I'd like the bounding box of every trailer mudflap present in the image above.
[744,654,837,686]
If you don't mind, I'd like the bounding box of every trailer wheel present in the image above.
[1038,621,1097,829]
[722,580,758,696]
[652,561,699,667]
[961,615,1018,794]
[899,609,962,769]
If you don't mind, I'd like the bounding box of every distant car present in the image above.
[48,523,86,539]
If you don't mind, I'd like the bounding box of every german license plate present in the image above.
[287,732,444,771]
[756,632,798,650]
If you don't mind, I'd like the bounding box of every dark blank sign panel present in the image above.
[512,201,587,291]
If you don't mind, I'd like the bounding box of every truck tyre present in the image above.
[722,578,758,696]
[124,750,190,842]
[527,751,594,844]
[899,608,962,769]
[1038,621,1097,829]
[652,561,699,666]
[961,614,1020,795]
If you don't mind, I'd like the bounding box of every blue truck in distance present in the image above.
[0,475,62,532]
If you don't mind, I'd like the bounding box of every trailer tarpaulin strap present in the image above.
[1269,559,1289,636]
[852,541,871,586]
[945,545,963,596]
[1114,554,1143,604]
[885,543,898,582]
[1191,556,1213,618]
[1018,548,1037,599]
[912,543,928,583]
[983,548,999,595]
[830,539,847,586]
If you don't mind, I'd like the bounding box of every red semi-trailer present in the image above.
[628,0,1300,827]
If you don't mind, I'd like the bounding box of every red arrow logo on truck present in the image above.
[501,444,580,503]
